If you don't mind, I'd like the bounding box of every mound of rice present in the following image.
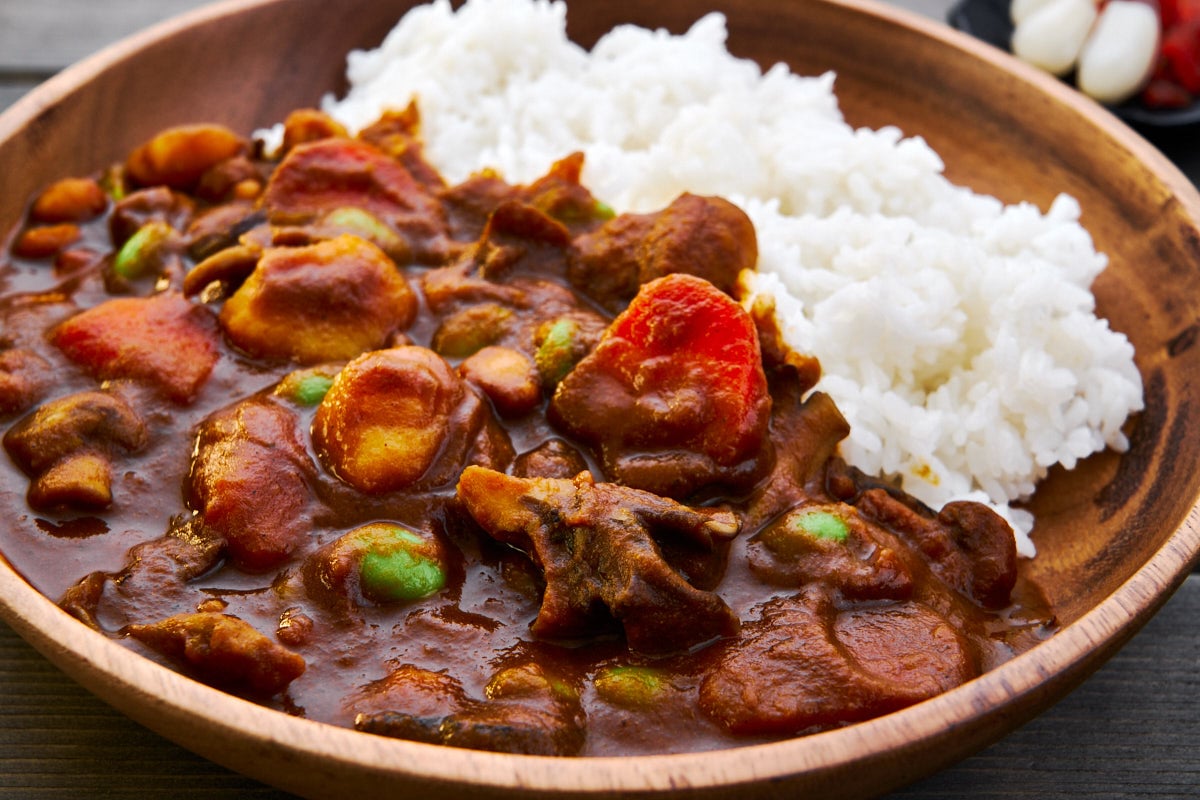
[294,0,1144,556]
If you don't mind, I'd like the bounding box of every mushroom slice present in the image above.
[3,390,147,511]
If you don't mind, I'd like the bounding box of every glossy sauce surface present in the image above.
[0,110,1055,756]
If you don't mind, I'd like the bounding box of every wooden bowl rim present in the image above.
[5,512,1198,793]
[2,0,1200,794]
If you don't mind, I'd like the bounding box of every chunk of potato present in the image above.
[220,234,417,364]
[459,346,541,417]
[30,177,108,223]
[312,347,464,493]
[125,124,247,190]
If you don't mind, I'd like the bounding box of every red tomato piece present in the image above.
[550,273,772,498]
[607,273,760,380]
[50,291,220,403]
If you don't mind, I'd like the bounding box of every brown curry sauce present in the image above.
[0,106,1055,756]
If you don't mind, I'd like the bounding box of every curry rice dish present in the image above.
[0,0,1142,758]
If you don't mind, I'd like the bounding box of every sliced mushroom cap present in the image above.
[3,390,147,511]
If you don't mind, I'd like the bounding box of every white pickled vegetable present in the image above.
[1010,0,1056,26]
[1011,0,1099,76]
[1077,1,1161,104]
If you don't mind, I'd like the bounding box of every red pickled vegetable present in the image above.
[1141,76,1195,107]
[1161,0,1200,28]
[1162,19,1200,94]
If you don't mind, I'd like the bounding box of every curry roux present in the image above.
[0,108,1056,756]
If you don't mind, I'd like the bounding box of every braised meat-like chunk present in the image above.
[439,663,585,756]
[59,516,225,631]
[937,500,1020,609]
[354,662,585,756]
[457,466,739,654]
[439,151,610,243]
[312,346,513,494]
[550,273,772,499]
[517,152,612,231]
[349,664,470,744]
[739,368,849,533]
[263,138,450,264]
[420,199,573,313]
[124,612,305,698]
[219,234,418,364]
[568,193,756,310]
[848,484,1018,610]
[699,586,975,735]
[187,397,317,572]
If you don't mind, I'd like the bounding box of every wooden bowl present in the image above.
[2,0,1199,797]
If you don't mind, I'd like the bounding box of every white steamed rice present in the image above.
[277,0,1144,557]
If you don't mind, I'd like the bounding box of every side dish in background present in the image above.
[1011,0,1200,108]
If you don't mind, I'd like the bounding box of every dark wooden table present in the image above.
[1,2,1198,797]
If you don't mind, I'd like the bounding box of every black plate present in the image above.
[948,0,1200,128]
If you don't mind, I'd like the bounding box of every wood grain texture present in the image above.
[1,0,1199,798]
